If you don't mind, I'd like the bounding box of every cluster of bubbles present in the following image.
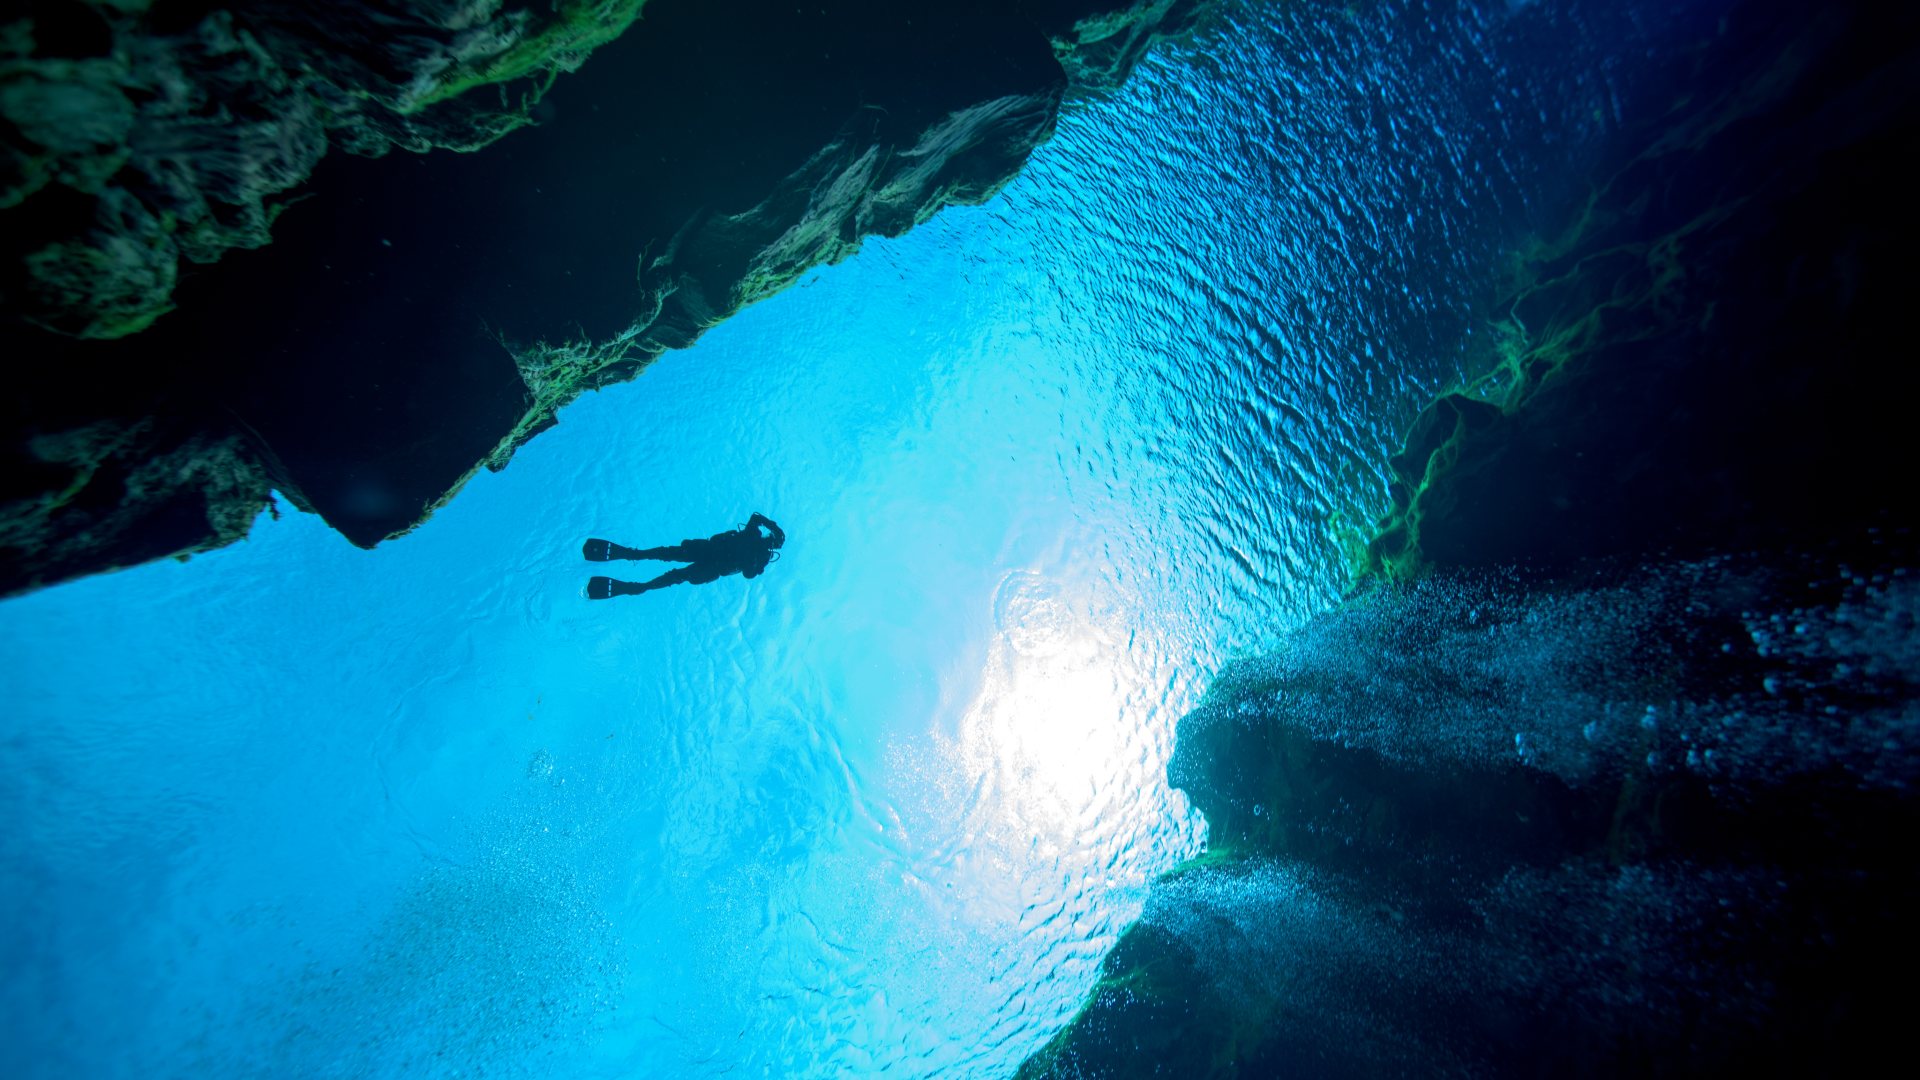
[202,757,624,1078]
[1140,858,1475,1075]
[1199,554,1920,794]
[1131,546,1920,1071]
[1140,845,1812,1071]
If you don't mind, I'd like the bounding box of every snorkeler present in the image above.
[583,513,786,599]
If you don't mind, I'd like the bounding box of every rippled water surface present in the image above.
[1,1,1719,1075]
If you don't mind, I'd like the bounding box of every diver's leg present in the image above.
[584,538,699,561]
[675,562,730,586]
[628,538,719,561]
[630,565,710,593]
[642,537,725,561]
[585,560,731,599]
[584,538,653,561]
[586,568,691,599]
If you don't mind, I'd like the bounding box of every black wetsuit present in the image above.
[585,514,785,598]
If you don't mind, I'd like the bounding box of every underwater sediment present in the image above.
[1021,2,1920,1075]
[0,0,1207,597]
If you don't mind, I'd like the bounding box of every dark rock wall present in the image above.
[0,0,1208,597]
[3,0,651,340]
[1022,2,1920,1076]
[1027,560,1920,1078]
[1362,1,1920,579]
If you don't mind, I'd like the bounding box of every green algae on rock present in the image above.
[1359,3,1919,583]
[390,1,651,116]
[490,0,1214,489]
[0,420,275,595]
[1,1,650,341]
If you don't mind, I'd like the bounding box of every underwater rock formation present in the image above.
[1025,560,1920,1077]
[1022,2,1920,1075]
[1360,0,1920,580]
[3,0,650,341]
[0,0,1207,596]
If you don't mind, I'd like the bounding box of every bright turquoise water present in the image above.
[1,1,1713,1075]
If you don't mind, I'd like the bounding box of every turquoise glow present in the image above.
[0,1,1716,1075]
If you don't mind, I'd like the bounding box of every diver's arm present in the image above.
[749,513,785,547]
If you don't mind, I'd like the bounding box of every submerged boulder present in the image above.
[1025,560,1920,1077]
[1024,1,1920,1075]
[1,0,1209,596]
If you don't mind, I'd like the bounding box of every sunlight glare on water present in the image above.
[0,1,1716,1076]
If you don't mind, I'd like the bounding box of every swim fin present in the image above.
[583,538,616,561]
[586,575,618,600]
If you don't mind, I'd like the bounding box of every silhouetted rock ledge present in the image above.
[0,0,1208,596]
[1021,3,1920,1076]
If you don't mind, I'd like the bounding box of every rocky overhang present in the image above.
[1,0,1209,596]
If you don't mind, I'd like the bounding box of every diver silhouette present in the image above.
[583,513,785,600]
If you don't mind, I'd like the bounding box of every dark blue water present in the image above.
[0,1,1722,1075]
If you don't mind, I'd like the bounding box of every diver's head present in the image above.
[768,533,785,550]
